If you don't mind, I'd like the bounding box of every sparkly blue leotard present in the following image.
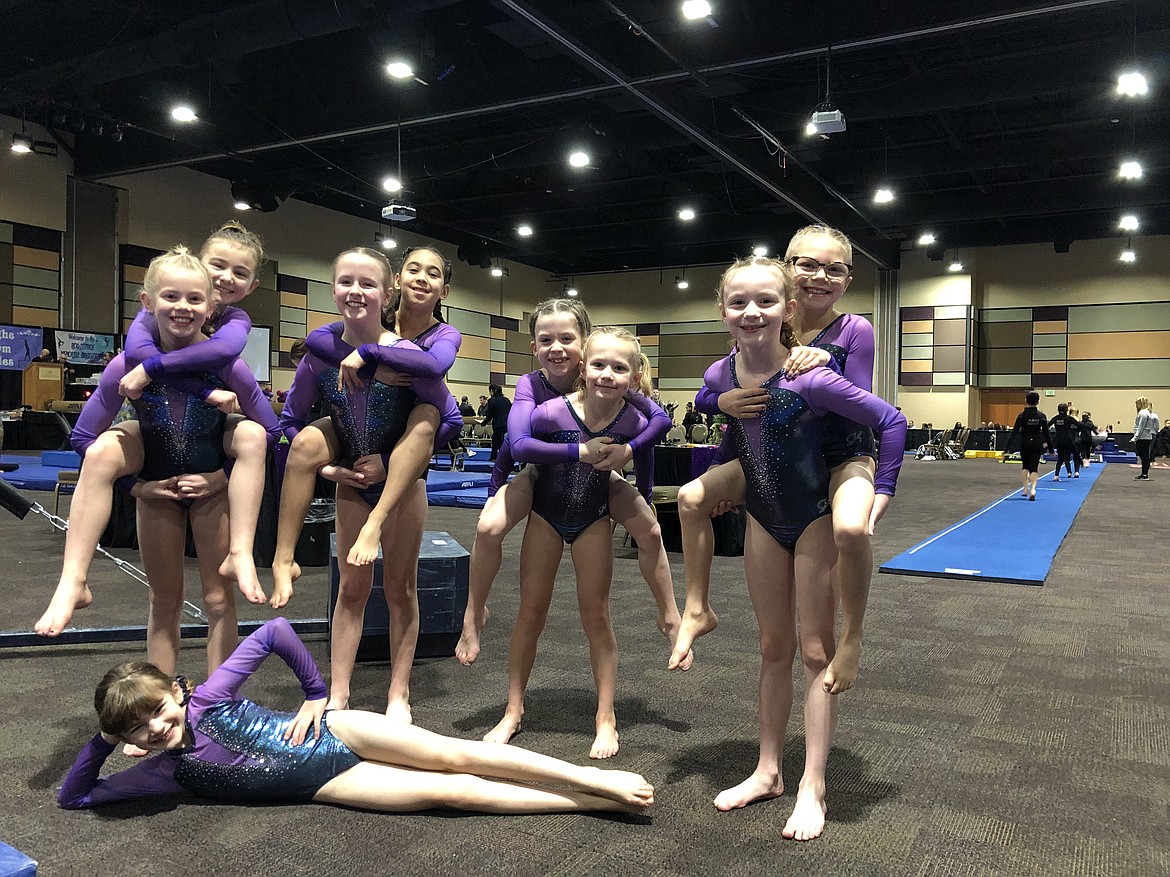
[711,354,906,549]
[526,398,651,544]
[59,619,361,809]
[808,314,877,468]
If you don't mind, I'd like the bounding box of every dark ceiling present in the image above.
[2,0,1168,275]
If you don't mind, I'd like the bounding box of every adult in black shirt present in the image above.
[1005,391,1049,501]
[458,396,476,417]
[681,402,702,435]
[479,383,512,460]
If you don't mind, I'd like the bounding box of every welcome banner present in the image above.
[54,330,116,365]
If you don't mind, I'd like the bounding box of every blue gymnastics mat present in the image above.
[426,470,491,492]
[879,464,1102,586]
[1,453,64,491]
[427,486,491,509]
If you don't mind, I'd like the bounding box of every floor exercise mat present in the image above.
[427,486,491,509]
[426,470,492,492]
[879,464,1102,585]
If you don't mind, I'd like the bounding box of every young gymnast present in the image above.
[455,298,685,669]
[44,246,280,675]
[278,247,456,721]
[686,256,905,840]
[670,226,881,695]
[1048,403,1080,480]
[269,245,462,602]
[1005,391,1049,500]
[59,617,654,815]
[35,222,271,637]
[484,327,660,759]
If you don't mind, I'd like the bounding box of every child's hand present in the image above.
[578,435,613,463]
[175,471,228,500]
[869,494,891,535]
[118,364,151,399]
[710,498,739,517]
[338,350,368,394]
[320,464,367,489]
[204,389,241,414]
[352,454,387,486]
[131,477,183,501]
[718,388,769,418]
[592,442,633,472]
[285,697,327,746]
[373,366,412,387]
[784,346,831,377]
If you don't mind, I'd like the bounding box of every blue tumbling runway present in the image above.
[879,464,1103,585]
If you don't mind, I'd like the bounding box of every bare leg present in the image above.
[484,514,563,745]
[713,515,796,812]
[36,423,144,635]
[457,467,536,665]
[189,490,238,673]
[271,420,337,608]
[607,476,690,669]
[328,485,378,711]
[672,460,746,668]
[348,405,438,567]
[571,519,621,759]
[823,458,875,694]
[134,497,188,675]
[378,480,426,723]
[322,711,653,812]
[785,516,838,841]
[217,416,268,605]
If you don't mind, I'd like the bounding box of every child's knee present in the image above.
[758,632,797,664]
[381,574,418,609]
[625,512,661,543]
[231,420,268,457]
[201,586,235,619]
[289,428,328,465]
[833,518,870,551]
[336,576,375,606]
[800,640,833,673]
[678,481,706,516]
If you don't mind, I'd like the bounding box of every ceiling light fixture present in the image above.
[568,150,589,168]
[1118,159,1143,180]
[947,252,964,272]
[385,61,414,79]
[1119,243,1136,263]
[517,224,534,237]
[676,276,689,290]
[681,0,712,19]
[233,200,251,211]
[375,232,397,250]
[170,104,198,123]
[917,232,936,246]
[382,176,402,192]
[753,245,769,257]
[873,187,895,204]
[565,286,578,298]
[677,207,696,221]
[10,132,33,154]
[1119,214,1140,231]
[1116,71,1148,97]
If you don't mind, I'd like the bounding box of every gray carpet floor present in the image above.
[0,457,1167,876]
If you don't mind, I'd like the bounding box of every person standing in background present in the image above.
[1132,396,1159,481]
[480,383,512,461]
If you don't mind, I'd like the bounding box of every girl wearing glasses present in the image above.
[671,226,886,698]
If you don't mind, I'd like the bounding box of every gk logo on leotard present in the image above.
[845,430,863,446]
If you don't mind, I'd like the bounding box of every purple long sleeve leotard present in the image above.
[303,320,463,448]
[123,306,252,401]
[58,618,360,808]
[705,354,905,549]
[72,352,280,502]
[488,370,670,495]
[524,397,653,543]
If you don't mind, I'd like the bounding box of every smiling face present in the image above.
[582,333,638,401]
[787,233,853,316]
[532,311,585,388]
[720,264,796,349]
[140,266,214,348]
[120,682,188,752]
[200,240,259,307]
[395,248,449,314]
[333,252,391,325]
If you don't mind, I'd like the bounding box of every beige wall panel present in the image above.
[12,246,59,270]
[306,311,335,332]
[122,264,147,284]
[900,360,933,373]
[459,334,491,360]
[659,332,734,357]
[1067,330,1170,361]
[13,305,57,327]
[280,291,307,307]
[1033,320,1067,334]
[1032,361,1065,374]
[901,319,933,334]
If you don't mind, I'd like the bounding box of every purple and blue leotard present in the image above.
[488,370,670,496]
[705,353,905,549]
[520,397,654,544]
[304,320,463,449]
[123,306,252,401]
[58,618,360,808]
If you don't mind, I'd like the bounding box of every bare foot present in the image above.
[669,606,717,671]
[219,550,266,604]
[455,606,490,666]
[782,787,827,841]
[269,559,301,609]
[823,639,860,694]
[385,699,413,725]
[122,743,150,758]
[713,770,783,811]
[35,581,93,636]
[590,714,620,760]
[484,713,522,745]
[584,767,654,808]
[346,523,381,567]
[659,612,695,672]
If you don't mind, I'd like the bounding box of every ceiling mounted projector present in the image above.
[808,101,846,135]
[382,201,417,222]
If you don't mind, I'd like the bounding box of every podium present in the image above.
[22,362,64,410]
